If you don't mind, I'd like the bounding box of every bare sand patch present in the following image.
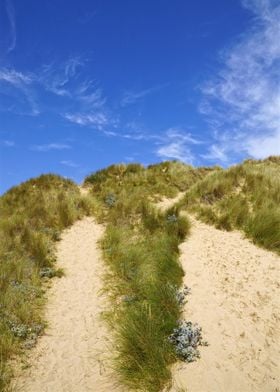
[171,217,280,392]
[156,192,185,211]
[13,217,122,392]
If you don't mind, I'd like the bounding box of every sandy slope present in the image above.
[13,217,121,392]
[171,216,280,392]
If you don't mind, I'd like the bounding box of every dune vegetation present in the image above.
[0,175,95,390]
[0,157,279,391]
[177,156,280,254]
[84,162,210,391]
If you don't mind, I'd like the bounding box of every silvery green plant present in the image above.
[10,281,41,299]
[176,285,191,305]
[121,294,138,304]
[167,283,191,306]
[166,214,178,223]
[39,267,56,278]
[169,321,207,362]
[105,193,117,207]
[10,323,29,339]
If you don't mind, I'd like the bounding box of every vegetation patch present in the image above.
[0,174,95,390]
[168,321,207,363]
[84,162,210,391]
[177,157,280,254]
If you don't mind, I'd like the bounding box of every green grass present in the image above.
[100,202,189,391]
[84,162,206,391]
[0,162,208,391]
[5,158,277,391]
[0,174,95,391]
[85,161,215,202]
[177,156,280,254]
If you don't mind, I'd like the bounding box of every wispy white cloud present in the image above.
[0,69,32,87]
[156,128,200,163]
[118,121,152,141]
[121,85,165,106]
[60,160,79,168]
[157,142,194,163]
[0,68,39,115]
[163,128,201,145]
[38,58,107,112]
[40,58,83,97]
[1,140,15,147]
[201,0,280,160]
[64,112,110,130]
[5,0,16,53]
[0,57,106,117]
[30,143,72,152]
[201,144,228,162]
[77,83,106,107]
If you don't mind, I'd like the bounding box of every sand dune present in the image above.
[13,217,121,392]
[12,194,280,392]
[171,216,280,392]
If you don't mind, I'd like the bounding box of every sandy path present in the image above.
[171,217,280,392]
[156,192,185,212]
[13,217,121,392]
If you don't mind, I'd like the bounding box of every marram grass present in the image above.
[0,174,95,391]
[85,163,200,391]
[177,156,280,254]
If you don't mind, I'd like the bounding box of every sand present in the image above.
[13,217,122,392]
[171,216,280,392]
[12,192,280,392]
[156,192,185,212]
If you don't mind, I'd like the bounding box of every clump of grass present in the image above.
[245,206,280,251]
[0,174,92,390]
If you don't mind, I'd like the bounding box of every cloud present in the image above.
[1,140,15,147]
[157,142,194,163]
[0,57,105,116]
[30,143,72,152]
[76,82,106,107]
[121,85,164,106]
[0,69,32,87]
[201,144,228,162]
[39,59,107,109]
[60,160,79,168]
[156,128,200,163]
[0,68,39,115]
[201,0,280,160]
[64,112,110,130]
[5,0,16,53]
[40,58,83,97]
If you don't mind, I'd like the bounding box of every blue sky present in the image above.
[0,0,279,193]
